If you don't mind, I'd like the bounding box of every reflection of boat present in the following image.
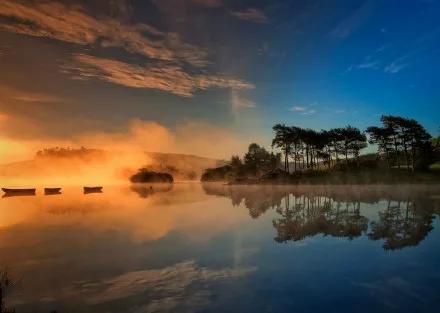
[44,188,62,195]
[2,188,36,197]
[83,186,103,194]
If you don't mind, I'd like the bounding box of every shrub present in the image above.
[130,169,174,183]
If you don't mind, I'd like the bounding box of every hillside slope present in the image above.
[0,148,224,185]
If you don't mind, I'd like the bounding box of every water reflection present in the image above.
[368,200,434,250]
[130,183,173,198]
[273,197,368,242]
[0,184,439,312]
[202,184,440,250]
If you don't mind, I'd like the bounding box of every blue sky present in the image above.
[0,0,438,158]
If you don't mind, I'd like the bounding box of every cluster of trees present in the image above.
[130,168,174,183]
[272,124,367,172]
[35,147,103,159]
[202,115,436,182]
[366,115,432,170]
[201,143,280,181]
[272,115,434,172]
[232,143,281,177]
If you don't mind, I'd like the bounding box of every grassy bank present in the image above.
[229,168,440,185]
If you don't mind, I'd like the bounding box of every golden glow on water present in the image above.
[0,184,249,244]
[0,183,255,309]
[0,184,439,311]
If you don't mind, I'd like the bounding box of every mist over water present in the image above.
[0,183,439,312]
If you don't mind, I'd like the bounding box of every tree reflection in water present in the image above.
[202,184,440,250]
[368,199,434,250]
[273,195,368,242]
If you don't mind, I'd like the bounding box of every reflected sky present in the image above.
[1,184,440,312]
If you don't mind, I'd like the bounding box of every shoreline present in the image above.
[204,169,440,185]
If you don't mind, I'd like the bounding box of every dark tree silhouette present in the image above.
[366,126,393,168]
[367,115,432,170]
[272,124,293,172]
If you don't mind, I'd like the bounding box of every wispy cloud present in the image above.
[0,1,254,98]
[190,0,223,7]
[356,61,380,69]
[384,62,408,74]
[346,59,380,72]
[11,94,60,103]
[289,106,316,115]
[231,8,268,23]
[0,0,208,67]
[331,1,374,38]
[63,54,254,97]
[346,43,406,74]
[0,85,61,104]
[384,54,412,74]
[290,106,306,112]
[230,90,256,116]
[348,27,440,75]
[383,28,440,74]
[152,0,223,9]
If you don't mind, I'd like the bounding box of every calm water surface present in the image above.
[1,184,440,313]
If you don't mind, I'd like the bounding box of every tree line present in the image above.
[202,143,281,181]
[272,115,433,172]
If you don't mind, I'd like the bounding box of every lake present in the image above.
[1,184,440,313]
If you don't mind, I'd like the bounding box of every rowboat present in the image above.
[44,188,62,195]
[2,188,36,197]
[83,186,103,194]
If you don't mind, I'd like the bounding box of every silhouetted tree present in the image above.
[381,115,402,168]
[368,115,432,170]
[337,126,367,164]
[272,124,293,172]
[244,143,279,176]
[327,128,344,164]
[366,126,393,168]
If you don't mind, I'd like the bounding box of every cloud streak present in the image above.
[0,1,254,98]
[290,106,316,115]
[188,0,223,7]
[0,0,208,66]
[63,54,253,97]
[384,54,412,74]
[231,8,268,23]
[331,1,374,38]
[230,90,256,116]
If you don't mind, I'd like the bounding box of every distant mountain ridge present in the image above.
[0,147,225,182]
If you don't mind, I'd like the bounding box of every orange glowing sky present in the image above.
[0,0,439,168]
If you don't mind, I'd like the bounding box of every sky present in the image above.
[0,0,439,162]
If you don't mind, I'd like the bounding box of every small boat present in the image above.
[83,186,103,194]
[44,188,62,195]
[2,188,36,197]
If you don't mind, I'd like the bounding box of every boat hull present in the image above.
[83,187,103,194]
[2,188,36,197]
[44,188,62,195]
